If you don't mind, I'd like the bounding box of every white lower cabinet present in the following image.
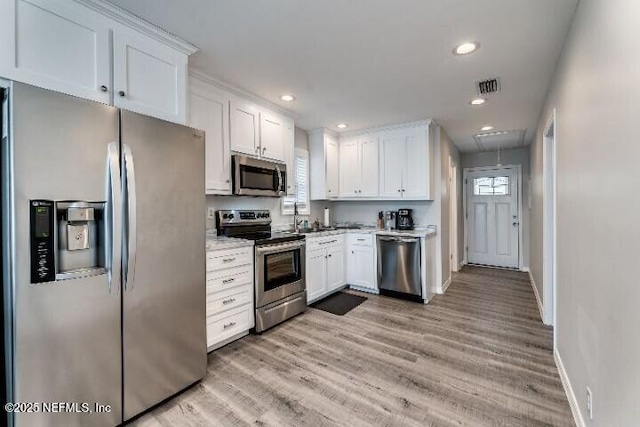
[305,235,345,303]
[346,234,377,292]
[206,245,255,351]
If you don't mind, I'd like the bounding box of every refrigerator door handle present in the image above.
[123,144,137,291]
[106,142,122,293]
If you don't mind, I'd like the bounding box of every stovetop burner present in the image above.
[216,209,304,246]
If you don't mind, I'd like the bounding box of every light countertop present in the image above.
[292,226,437,239]
[206,234,255,251]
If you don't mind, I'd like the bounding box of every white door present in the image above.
[347,246,375,290]
[259,113,285,162]
[326,137,340,198]
[306,249,327,303]
[230,99,260,156]
[379,131,404,198]
[326,246,345,291]
[113,25,188,124]
[1,0,112,104]
[403,128,430,199]
[189,82,231,194]
[466,168,519,268]
[360,136,379,197]
[339,139,359,197]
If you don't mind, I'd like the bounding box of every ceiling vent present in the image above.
[476,78,501,96]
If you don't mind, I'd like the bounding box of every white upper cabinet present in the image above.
[309,129,340,200]
[282,117,296,195]
[259,113,285,162]
[0,0,112,103]
[378,123,434,200]
[0,0,196,124]
[339,138,359,197]
[339,135,379,198]
[230,99,260,157]
[189,77,231,195]
[113,24,188,124]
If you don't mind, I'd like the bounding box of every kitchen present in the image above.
[5,0,636,426]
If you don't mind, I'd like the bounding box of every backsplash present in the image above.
[205,196,333,230]
[332,200,438,227]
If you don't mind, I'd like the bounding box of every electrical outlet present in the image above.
[207,207,216,219]
[586,386,593,420]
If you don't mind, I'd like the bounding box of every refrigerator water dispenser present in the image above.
[56,201,106,280]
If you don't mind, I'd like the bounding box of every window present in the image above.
[282,148,310,215]
[473,176,510,196]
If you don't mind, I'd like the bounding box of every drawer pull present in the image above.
[223,321,236,330]
[357,238,366,241]
[222,298,236,305]
[319,240,337,245]
[222,257,236,263]
[222,278,236,284]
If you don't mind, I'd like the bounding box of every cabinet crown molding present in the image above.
[189,69,297,120]
[73,0,198,55]
[338,119,436,139]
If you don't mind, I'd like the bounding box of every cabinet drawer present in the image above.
[347,233,374,247]
[207,304,253,347]
[207,284,253,316]
[207,268,253,293]
[207,247,253,272]
[307,235,344,252]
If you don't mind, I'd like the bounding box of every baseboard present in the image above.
[441,276,451,294]
[554,349,586,427]
[528,271,544,322]
[457,261,465,271]
[521,266,530,272]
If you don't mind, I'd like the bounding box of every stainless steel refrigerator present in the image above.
[1,81,206,426]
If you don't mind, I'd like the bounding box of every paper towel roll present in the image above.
[323,208,330,227]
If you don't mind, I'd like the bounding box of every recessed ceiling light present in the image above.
[280,94,295,102]
[336,123,348,129]
[470,98,486,106]
[481,125,494,131]
[453,42,479,56]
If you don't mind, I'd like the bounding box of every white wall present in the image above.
[529,0,640,424]
[206,127,332,230]
[438,128,461,285]
[461,147,530,269]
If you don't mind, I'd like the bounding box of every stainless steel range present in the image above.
[216,210,306,332]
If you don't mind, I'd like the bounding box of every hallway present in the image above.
[134,266,573,426]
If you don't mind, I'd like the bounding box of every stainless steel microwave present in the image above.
[232,155,287,197]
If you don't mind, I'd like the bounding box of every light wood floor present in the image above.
[132,266,573,427]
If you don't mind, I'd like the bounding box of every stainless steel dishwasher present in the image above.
[377,235,422,300]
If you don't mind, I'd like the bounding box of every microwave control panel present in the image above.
[30,200,55,283]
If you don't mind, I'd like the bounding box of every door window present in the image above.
[473,176,510,196]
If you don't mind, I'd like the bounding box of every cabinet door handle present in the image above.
[223,321,236,330]
[100,85,108,92]
[118,90,126,97]
[398,189,401,192]
[328,254,332,258]
[263,147,266,152]
[226,179,230,183]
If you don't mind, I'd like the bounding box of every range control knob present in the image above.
[264,212,270,218]
[222,213,229,219]
[228,214,234,219]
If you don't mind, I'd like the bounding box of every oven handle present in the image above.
[256,241,306,254]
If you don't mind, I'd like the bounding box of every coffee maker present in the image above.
[396,208,415,230]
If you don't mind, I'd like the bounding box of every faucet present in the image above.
[293,202,303,232]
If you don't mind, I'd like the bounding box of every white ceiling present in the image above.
[107,0,578,152]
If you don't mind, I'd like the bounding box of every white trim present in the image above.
[457,261,465,270]
[462,164,524,269]
[189,69,297,119]
[337,119,435,138]
[74,0,198,55]
[542,109,558,328]
[440,276,451,293]
[555,349,586,427]
[528,271,544,321]
[449,157,459,272]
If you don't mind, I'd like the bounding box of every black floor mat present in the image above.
[310,292,367,316]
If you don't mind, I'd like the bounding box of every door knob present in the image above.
[118,90,126,97]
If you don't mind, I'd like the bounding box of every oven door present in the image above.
[255,241,306,307]
[233,155,285,197]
